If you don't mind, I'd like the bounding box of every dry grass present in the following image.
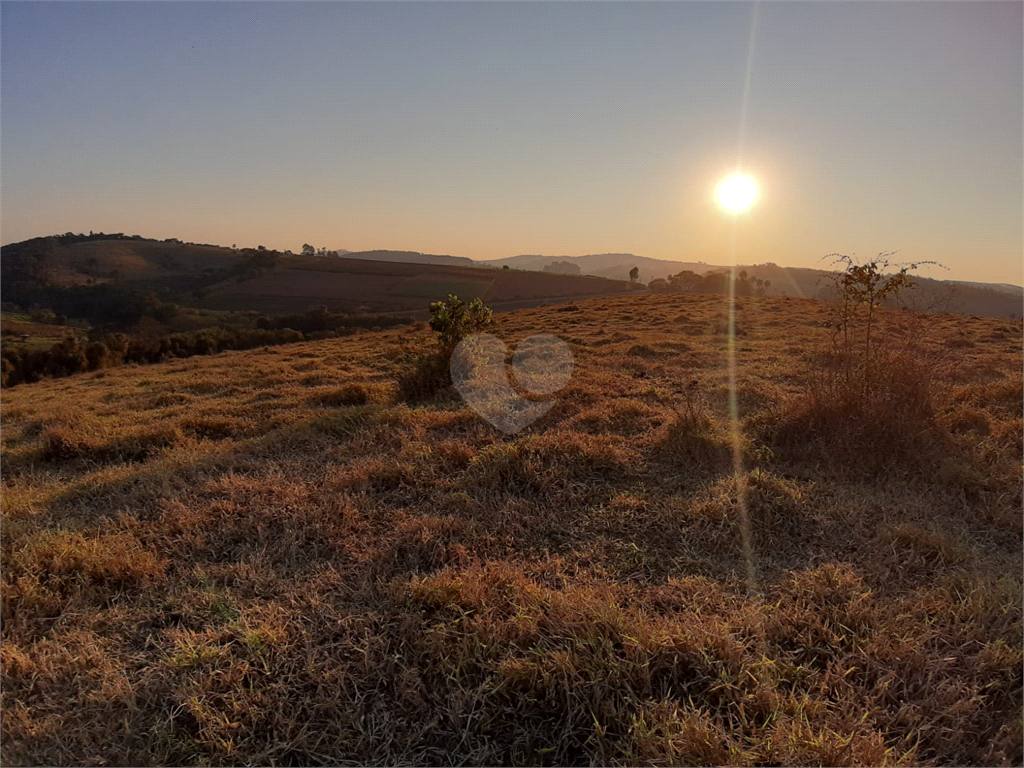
[1,294,1021,766]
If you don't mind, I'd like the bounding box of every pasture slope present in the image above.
[201,255,638,315]
[1,292,1021,766]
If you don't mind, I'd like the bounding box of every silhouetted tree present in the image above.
[629,266,640,283]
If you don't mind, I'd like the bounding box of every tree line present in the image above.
[1,307,414,388]
[647,269,771,296]
[0,327,305,387]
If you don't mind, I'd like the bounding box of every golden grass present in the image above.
[1,293,1021,766]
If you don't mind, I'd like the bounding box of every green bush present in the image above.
[397,295,493,403]
[428,294,493,355]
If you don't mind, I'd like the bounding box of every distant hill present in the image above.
[734,263,1022,319]
[482,253,715,282]
[952,280,1024,296]
[3,234,1019,322]
[0,234,637,322]
[480,253,1022,319]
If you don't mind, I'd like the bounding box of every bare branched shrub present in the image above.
[824,252,941,397]
[768,254,957,469]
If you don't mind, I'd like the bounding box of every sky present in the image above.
[2,1,1021,285]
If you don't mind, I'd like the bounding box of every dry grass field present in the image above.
[1,293,1021,766]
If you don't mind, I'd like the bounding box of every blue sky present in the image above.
[2,1,1021,283]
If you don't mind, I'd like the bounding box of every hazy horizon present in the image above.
[2,1,1021,284]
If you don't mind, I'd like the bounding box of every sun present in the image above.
[715,173,758,214]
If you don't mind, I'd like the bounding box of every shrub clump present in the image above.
[397,294,492,403]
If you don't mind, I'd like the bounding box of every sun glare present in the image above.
[716,173,758,214]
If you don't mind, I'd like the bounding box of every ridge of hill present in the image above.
[3,234,1020,322]
[0,233,249,291]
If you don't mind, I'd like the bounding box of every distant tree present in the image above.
[668,270,702,289]
[543,261,581,276]
[502,265,510,270]
[701,271,730,294]
[302,244,316,257]
[629,266,640,283]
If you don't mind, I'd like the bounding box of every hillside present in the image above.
[0,235,637,320]
[0,233,249,292]
[335,249,476,268]
[2,293,1021,766]
[200,254,637,315]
